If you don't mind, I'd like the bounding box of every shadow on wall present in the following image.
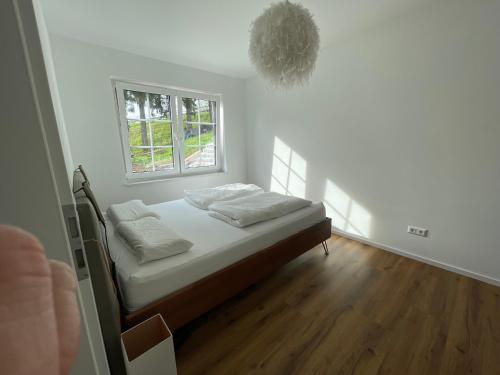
[269,136,372,238]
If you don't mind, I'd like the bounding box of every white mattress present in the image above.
[108,199,326,311]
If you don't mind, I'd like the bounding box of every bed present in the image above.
[73,166,331,368]
[109,198,327,312]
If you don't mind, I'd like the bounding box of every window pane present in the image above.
[197,100,216,123]
[124,90,148,120]
[183,145,216,168]
[184,123,200,146]
[200,144,216,167]
[200,124,215,146]
[182,97,198,123]
[130,148,153,173]
[209,100,216,123]
[128,120,151,147]
[151,120,172,146]
[184,144,198,157]
[184,144,215,168]
[185,147,201,169]
[148,93,171,120]
[181,97,217,169]
[153,147,174,171]
[198,99,209,122]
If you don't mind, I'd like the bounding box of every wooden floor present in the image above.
[175,235,500,375]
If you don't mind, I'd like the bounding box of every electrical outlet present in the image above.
[407,225,429,237]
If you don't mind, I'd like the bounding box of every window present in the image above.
[114,80,223,181]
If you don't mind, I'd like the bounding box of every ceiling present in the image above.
[41,0,432,79]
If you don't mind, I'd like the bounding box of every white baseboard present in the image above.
[330,227,500,287]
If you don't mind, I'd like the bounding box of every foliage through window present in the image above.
[114,81,222,180]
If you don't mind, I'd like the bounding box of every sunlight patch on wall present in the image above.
[270,137,307,198]
[323,179,372,237]
[271,156,289,194]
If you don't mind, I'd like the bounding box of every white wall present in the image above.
[2,2,105,373]
[50,34,247,209]
[245,0,500,282]
[35,2,75,184]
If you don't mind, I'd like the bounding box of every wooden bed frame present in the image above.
[123,217,332,331]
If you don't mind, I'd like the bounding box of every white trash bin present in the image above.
[121,314,177,375]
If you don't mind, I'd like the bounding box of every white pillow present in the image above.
[107,199,160,226]
[116,217,193,264]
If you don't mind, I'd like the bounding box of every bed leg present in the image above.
[322,241,330,256]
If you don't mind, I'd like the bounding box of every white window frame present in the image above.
[113,80,224,182]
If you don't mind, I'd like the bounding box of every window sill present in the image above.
[123,169,227,186]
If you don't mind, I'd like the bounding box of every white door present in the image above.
[1,1,109,374]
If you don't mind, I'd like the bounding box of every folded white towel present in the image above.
[116,217,193,264]
[208,192,312,227]
[107,200,160,226]
[184,183,263,210]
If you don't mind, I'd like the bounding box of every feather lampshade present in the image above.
[249,1,320,88]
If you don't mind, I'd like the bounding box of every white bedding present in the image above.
[208,192,312,227]
[116,217,193,264]
[108,199,326,311]
[184,183,263,209]
[107,199,160,226]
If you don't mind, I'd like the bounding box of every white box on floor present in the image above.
[121,314,177,375]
